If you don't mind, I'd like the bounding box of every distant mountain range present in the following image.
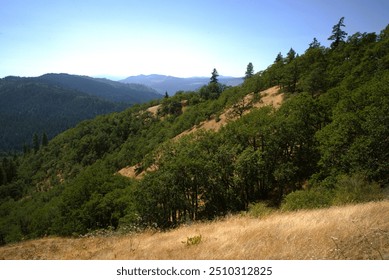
[0,72,243,152]
[37,73,162,103]
[120,74,244,94]
[0,74,162,152]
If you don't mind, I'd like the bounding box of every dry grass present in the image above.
[1,200,388,260]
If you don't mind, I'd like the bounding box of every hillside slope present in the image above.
[118,86,283,179]
[1,200,388,260]
[0,78,128,152]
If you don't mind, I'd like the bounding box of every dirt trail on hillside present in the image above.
[118,86,283,179]
[1,200,388,260]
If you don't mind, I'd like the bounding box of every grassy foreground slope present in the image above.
[1,200,388,260]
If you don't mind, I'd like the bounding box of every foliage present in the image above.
[332,174,383,205]
[0,78,130,152]
[281,188,333,211]
[184,234,202,246]
[247,202,275,218]
[328,17,348,48]
[245,63,254,79]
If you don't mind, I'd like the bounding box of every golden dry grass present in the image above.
[1,200,388,260]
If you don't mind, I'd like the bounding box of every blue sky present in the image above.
[1,0,388,79]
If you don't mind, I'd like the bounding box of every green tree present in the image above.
[0,165,6,185]
[309,37,321,49]
[285,48,296,64]
[32,133,40,153]
[274,52,284,64]
[316,73,389,184]
[245,62,254,79]
[266,52,285,87]
[328,17,348,48]
[41,132,48,147]
[210,68,219,84]
[280,48,300,92]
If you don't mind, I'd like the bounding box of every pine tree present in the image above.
[328,17,348,48]
[309,37,321,49]
[42,132,48,147]
[0,164,6,185]
[274,52,284,64]
[245,62,254,79]
[286,48,296,64]
[210,68,219,84]
[32,133,40,153]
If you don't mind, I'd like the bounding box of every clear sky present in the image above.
[1,0,388,79]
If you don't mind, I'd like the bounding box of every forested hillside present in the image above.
[0,75,161,152]
[37,73,161,103]
[0,20,388,245]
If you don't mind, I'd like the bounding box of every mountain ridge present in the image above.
[37,73,162,103]
[120,74,243,94]
[0,74,162,152]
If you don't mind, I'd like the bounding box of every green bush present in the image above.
[332,174,383,205]
[184,234,202,246]
[248,202,275,218]
[281,188,333,211]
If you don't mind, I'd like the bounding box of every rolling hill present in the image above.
[0,74,162,152]
[37,73,162,103]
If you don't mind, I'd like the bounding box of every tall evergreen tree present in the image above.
[286,48,296,64]
[309,37,321,49]
[245,62,254,79]
[41,132,48,147]
[210,68,219,84]
[328,17,348,48]
[274,52,284,64]
[32,133,40,153]
[0,164,6,185]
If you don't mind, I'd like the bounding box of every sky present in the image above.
[0,0,388,79]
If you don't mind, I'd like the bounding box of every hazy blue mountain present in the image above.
[37,73,162,104]
[119,74,244,94]
[0,77,131,152]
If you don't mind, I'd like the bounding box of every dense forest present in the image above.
[0,74,161,152]
[0,19,388,244]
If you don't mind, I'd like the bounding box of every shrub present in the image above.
[332,174,383,205]
[281,188,333,211]
[248,202,275,218]
[184,234,202,246]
